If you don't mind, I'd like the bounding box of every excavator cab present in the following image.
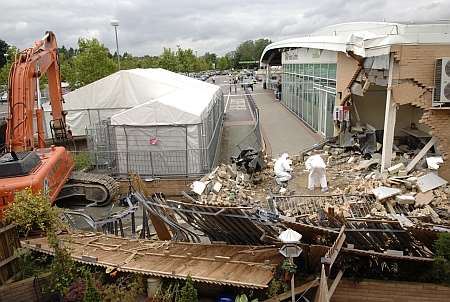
[0,151,41,178]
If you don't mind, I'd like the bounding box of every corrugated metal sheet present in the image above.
[22,232,283,289]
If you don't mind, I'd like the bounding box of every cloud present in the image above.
[0,0,449,56]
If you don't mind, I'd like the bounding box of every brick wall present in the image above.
[391,45,450,181]
[332,279,450,302]
[336,52,360,105]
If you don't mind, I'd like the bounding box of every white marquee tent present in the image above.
[43,68,220,136]
[43,68,224,176]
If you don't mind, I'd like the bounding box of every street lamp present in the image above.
[110,19,120,70]
[279,229,303,302]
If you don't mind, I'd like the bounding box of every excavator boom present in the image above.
[0,32,118,214]
[7,31,67,152]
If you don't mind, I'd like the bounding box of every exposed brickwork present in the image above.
[393,45,450,88]
[390,45,450,181]
[391,81,432,109]
[332,279,450,302]
[336,52,360,105]
[421,110,450,180]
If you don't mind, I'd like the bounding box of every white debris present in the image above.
[426,156,444,170]
[212,181,222,193]
[388,163,405,174]
[395,194,415,205]
[417,173,448,192]
[372,186,401,200]
[191,181,207,195]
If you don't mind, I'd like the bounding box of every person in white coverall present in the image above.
[305,154,328,192]
[274,153,293,186]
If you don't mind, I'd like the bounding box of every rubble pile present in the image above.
[299,144,450,225]
[190,163,274,207]
[187,141,449,226]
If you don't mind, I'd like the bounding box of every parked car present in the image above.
[0,92,7,103]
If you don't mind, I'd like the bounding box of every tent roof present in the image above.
[110,86,218,126]
[44,68,219,112]
[261,22,450,65]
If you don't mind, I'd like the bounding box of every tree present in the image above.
[0,45,18,90]
[65,38,117,89]
[159,48,178,72]
[216,56,231,70]
[176,47,196,73]
[0,39,9,68]
[232,38,272,68]
[254,38,272,61]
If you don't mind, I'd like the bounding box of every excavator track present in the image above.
[55,172,120,207]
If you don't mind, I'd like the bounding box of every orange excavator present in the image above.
[0,32,118,213]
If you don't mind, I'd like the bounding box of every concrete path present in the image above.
[251,85,322,157]
[212,76,256,163]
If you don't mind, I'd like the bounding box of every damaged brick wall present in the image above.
[421,110,450,180]
[336,52,361,105]
[391,45,450,181]
[332,279,450,302]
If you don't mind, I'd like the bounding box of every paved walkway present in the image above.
[252,85,322,157]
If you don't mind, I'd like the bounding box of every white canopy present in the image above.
[261,22,450,64]
[43,68,220,135]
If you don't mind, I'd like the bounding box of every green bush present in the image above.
[433,233,450,284]
[73,152,92,171]
[5,188,63,237]
[101,275,145,302]
[176,275,198,302]
[83,272,102,302]
[267,278,288,298]
[47,232,77,296]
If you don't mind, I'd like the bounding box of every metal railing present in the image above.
[234,87,263,154]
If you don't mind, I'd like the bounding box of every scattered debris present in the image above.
[417,173,448,192]
[427,156,444,170]
[372,186,401,200]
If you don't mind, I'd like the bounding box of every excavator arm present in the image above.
[6,31,67,152]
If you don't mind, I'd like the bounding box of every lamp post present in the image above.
[110,19,120,70]
[279,229,303,302]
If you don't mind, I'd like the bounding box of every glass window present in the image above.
[313,64,319,78]
[326,93,336,137]
[328,64,337,79]
[321,64,328,78]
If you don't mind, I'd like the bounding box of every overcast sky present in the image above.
[1,0,449,56]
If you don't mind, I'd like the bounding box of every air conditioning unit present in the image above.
[433,58,450,107]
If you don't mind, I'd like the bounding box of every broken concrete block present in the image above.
[414,191,434,207]
[426,156,443,170]
[212,182,222,193]
[347,156,356,164]
[218,170,229,179]
[425,205,442,224]
[397,169,408,177]
[191,181,207,195]
[372,186,401,200]
[417,173,448,192]
[395,194,415,205]
[388,163,405,174]
[356,158,380,171]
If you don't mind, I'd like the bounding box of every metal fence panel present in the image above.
[82,90,224,178]
[235,88,263,154]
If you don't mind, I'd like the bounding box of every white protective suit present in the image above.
[305,154,328,191]
[274,153,293,185]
